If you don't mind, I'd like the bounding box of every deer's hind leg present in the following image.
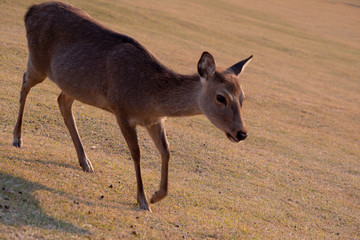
[57,92,94,173]
[13,64,46,147]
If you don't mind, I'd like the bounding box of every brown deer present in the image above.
[13,1,252,211]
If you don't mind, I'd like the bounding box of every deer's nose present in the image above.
[237,131,248,141]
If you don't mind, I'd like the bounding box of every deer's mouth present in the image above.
[226,133,240,143]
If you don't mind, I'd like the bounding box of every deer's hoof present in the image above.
[12,138,22,148]
[150,190,167,204]
[81,159,94,173]
[138,198,151,211]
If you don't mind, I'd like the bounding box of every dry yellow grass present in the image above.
[1,0,359,239]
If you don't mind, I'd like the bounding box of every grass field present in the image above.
[1,0,359,239]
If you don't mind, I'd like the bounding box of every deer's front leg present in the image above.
[117,118,150,211]
[146,121,170,204]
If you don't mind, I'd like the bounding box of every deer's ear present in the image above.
[228,55,253,76]
[198,51,216,84]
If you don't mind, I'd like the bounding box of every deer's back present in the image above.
[24,2,173,117]
[25,2,138,51]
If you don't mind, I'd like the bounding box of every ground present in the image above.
[0,0,359,239]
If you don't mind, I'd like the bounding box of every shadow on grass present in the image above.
[0,171,91,236]
[6,151,136,208]
[20,157,80,171]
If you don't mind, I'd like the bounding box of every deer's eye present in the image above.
[216,95,227,105]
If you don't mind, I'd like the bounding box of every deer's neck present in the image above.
[154,71,203,117]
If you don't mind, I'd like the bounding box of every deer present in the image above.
[13,1,252,211]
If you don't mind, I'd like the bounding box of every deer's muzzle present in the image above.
[226,130,247,142]
[237,131,248,141]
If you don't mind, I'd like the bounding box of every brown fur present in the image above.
[13,1,252,211]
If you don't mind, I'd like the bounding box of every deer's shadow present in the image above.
[0,171,91,236]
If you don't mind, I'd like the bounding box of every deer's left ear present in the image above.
[198,51,216,84]
[228,55,253,76]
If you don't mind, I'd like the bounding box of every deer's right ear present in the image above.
[197,51,216,85]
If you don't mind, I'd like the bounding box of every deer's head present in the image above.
[197,52,252,142]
